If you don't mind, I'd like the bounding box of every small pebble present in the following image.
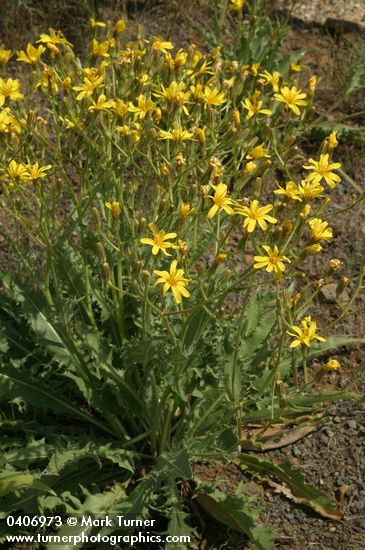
[347,420,357,429]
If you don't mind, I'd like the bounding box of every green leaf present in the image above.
[157,448,192,479]
[0,471,55,497]
[0,365,113,435]
[195,484,274,550]
[239,454,341,520]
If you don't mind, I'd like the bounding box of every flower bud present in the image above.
[328,259,343,273]
[102,262,111,282]
[92,207,101,229]
[96,242,106,263]
[142,270,151,279]
[336,277,349,298]
[291,292,301,307]
[282,219,293,236]
[213,253,227,268]
[160,162,169,176]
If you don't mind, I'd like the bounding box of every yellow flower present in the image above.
[324,359,341,372]
[180,202,192,219]
[242,90,272,119]
[207,183,235,219]
[308,218,333,242]
[0,108,21,134]
[115,99,128,118]
[140,223,178,256]
[288,316,326,348]
[16,43,45,64]
[0,47,12,66]
[88,94,116,112]
[92,39,110,58]
[308,75,317,95]
[25,162,52,181]
[290,63,301,72]
[303,154,341,189]
[5,160,29,181]
[154,260,190,304]
[229,0,245,11]
[73,75,104,100]
[37,29,72,46]
[326,131,338,150]
[202,86,226,106]
[154,81,190,107]
[244,161,257,174]
[246,143,270,160]
[0,78,23,106]
[159,128,194,143]
[128,95,155,119]
[114,19,126,34]
[235,199,277,232]
[90,18,106,28]
[297,179,324,200]
[259,70,281,92]
[251,62,260,76]
[254,245,290,275]
[274,86,307,116]
[105,201,120,218]
[274,181,301,201]
[152,37,174,55]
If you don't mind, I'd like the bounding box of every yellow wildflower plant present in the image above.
[254,245,290,275]
[152,37,174,55]
[229,0,245,11]
[274,86,307,116]
[303,154,341,189]
[140,224,178,256]
[37,29,72,47]
[288,316,326,348]
[16,43,46,64]
[154,260,190,304]
[324,359,341,372]
[207,183,235,219]
[92,39,110,58]
[297,179,324,201]
[235,200,277,233]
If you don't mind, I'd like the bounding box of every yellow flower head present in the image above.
[274,86,307,116]
[128,94,155,119]
[140,223,178,256]
[254,245,290,275]
[303,154,341,189]
[37,29,72,46]
[88,94,116,112]
[5,159,29,182]
[90,18,106,28]
[274,181,301,201]
[154,260,190,304]
[229,0,245,11]
[260,70,281,92]
[0,78,24,106]
[324,359,341,372]
[105,201,120,218]
[288,316,326,348]
[235,199,277,233]
[114,19,126,34]
[16,43,45,64]
[152,37,174,55]
[73,75,104,101]
[0,47,12,66]
[92,39,110,58]
[159,127,194,144]
[326,131,338,150]
[242,90,272,120]
[207,183,235,219]
[308,218,333,242]
[202,86,226,107]
[180,202,192,219]
[25,162,52,181]
[297,179,324,201]
[246,143,270,160]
